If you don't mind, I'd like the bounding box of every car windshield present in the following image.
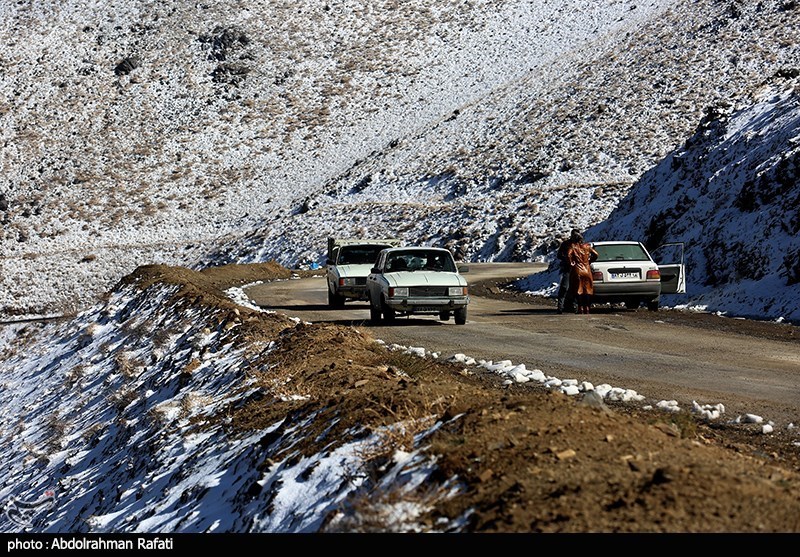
[593,243,650,262]
[386,250,456,272]
[337,245,390,265]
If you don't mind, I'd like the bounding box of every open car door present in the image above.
[651,242,686,294]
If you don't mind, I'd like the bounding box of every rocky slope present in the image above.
[519,83,800,322]
[1,0,798,321]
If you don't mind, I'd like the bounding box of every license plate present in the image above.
[412,306,442,312]
[611,272,639,279]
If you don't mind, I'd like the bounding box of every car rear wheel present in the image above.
[647,298,660,312]
[328,288,345,308]
[454,307,467,325]
[381,298,396,322]
[369,296,382,323]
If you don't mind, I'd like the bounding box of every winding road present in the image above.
[244,263,800,427]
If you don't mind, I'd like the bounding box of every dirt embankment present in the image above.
[106,262,800,531]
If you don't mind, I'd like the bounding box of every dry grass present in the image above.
[179,392,214,418]
[44,412,69,453]
[323,483,440,533]
[115,352,145,380]
[383,351,438,379]
[64,364,86,388]
[109,385,138,413]
[356,394,445,464]
[82,422,106,448]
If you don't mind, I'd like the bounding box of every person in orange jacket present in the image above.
[566,231,599,314]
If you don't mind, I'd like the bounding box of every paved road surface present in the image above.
[245,263,800,426]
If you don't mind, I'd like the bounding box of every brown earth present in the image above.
[141,262,800,532]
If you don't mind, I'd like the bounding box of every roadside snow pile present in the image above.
[386,345,647,402]
[390,344,792,436]
[692,401,725,420]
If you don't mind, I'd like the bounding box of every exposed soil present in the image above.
[144,263,800,532]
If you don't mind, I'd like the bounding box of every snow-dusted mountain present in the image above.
[520,83,800,322]
[1,1,800,534]
[1,0,798,321]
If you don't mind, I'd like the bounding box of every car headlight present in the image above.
[389,287,409,297]
[448,286,467,296]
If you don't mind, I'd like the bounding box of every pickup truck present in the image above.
[326,237,402,307]
[366,246,470,324]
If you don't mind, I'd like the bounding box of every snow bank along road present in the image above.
[244,263,800,429]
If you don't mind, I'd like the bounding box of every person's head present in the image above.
[570,229,583,243]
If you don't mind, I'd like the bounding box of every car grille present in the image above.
[409,286,449,297]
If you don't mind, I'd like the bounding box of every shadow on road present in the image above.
[326,318,447,327]
[254,304,450,328]
[364,319,447,327]
[497,306,633,316]
[497,308,558,315]
[257,303,372,312]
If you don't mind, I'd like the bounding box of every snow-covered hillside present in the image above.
[519,83,800,322]
[1,0,798,321]
[0,272,429,533]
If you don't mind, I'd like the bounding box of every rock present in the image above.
[114,57,139,76]
[579,390,611,413]
[555,449,576,460]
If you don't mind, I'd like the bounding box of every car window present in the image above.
[386,251,456,272]
[339,245,390,265]
[387,257,409,272]
[593,244,650,262]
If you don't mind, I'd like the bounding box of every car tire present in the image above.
[454,306,467,325]
[369,296,382,323]
[647,298,660,312]
[381,298,396,322]
[328,288,345,308]
[439,311,450,321]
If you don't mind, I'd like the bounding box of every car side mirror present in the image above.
[458,265,470,273]
[371,267,381,274]
[326,258,333,265]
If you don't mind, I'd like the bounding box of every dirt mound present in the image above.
[130,262,800,532]
[219,314,800,532]
[117,261,297,312]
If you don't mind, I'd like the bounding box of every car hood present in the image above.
[334,264,374,278]
[384,271,467,288]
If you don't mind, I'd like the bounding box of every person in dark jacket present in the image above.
[555,229,582,313]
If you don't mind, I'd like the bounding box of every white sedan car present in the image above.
[366,247,470,324]
[590,241,686,311]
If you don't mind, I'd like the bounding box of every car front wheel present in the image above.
[454,306,467,325]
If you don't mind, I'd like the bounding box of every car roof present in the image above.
[590,241,643,245]
[383,246,449,252]
[341,243,394,248]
